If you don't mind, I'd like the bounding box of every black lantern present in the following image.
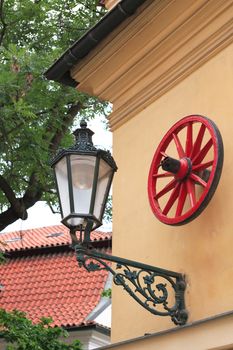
[51,120,117,234]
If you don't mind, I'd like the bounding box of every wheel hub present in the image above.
[161,156,192,180]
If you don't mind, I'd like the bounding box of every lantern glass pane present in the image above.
[94,159,113,221]
[54,157,70,218]
[70,154,96,214]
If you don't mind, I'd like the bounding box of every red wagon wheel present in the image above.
[148,115,223,225]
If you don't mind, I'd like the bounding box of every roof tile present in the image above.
[0,226,112,328]
[1,225,111,252]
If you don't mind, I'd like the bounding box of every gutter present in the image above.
[44,0,147,87]
[64,323,111,336]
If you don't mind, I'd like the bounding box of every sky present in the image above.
[2,116,112,233]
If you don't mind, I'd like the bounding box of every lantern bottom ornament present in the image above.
[148,115,224,225]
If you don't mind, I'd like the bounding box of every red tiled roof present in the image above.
[0,225,112,327]
[0,225,111,252]
[0,249,110,327]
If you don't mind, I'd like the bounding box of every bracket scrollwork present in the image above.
[75,245,188,326]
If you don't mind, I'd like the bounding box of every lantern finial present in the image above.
[80,119,87,128]
[72,120,96,152]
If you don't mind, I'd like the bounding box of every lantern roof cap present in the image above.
[51,120,117,171]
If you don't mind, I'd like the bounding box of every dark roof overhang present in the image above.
[44,0,147,87]
[65,322,111,336]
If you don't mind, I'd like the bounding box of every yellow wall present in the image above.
[111,42,233,342]
[103,313,233,350]
[68,0,233,345]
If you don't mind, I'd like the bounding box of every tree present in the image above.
[0,0,107,231]
[0,309,82,349]
[0,240,6,263]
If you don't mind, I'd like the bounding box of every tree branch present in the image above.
[0,174,30,221]
[23,172,43,206]
[0,207,20,231]
[48,101,83,154]
[0,175,19,210]
[0,171,45,231]
[48,202,60,214]
[0,0,7,46]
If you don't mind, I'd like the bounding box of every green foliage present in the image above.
[0,241,6,263]
[0,309,82,350]
[103,195,112,223]
[0,0,108,230]
[101,288,112,298]
[0,251,5,264]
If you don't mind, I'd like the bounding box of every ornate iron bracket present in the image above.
[74,245,188,326]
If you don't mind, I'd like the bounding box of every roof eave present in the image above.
[64,322,111,336]
[44,0,147,87]
[4,238,112,257]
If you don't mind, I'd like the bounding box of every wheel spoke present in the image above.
[172,133,185,158]
[189,173,207,187]
[192,138,213,165]
[176,182,187,216]
[153,172,174,178]
[162,182,180,215]
[155,179,177,200]
[185,122,193,157]
[160,151,168,157]
[192,160,213,171]
[186,179,196,207]
[190,124,206,159]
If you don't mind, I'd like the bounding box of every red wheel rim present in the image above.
[148,115,223,225]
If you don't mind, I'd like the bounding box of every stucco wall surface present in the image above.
[111,42,233,342]
[99,313,233,350]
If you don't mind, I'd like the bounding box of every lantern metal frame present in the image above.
[51,120,117,231]
[51,120,188,326]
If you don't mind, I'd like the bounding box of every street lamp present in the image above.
[51,120,117,242]
[51,120,188,326]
